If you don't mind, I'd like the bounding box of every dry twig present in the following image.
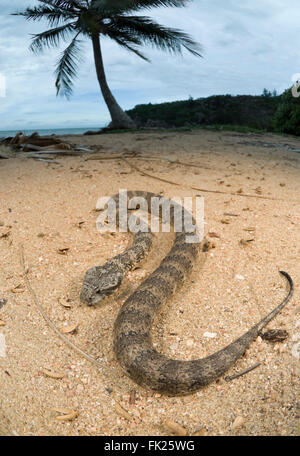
[225,362,261,382]
[122,158,292,202]
[19,244,102,369]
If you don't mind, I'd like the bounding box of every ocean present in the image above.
[0,127,103,138]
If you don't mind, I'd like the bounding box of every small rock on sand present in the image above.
[0,298,7,309]
[203,332,217,339]
[0,333,6,358]
[232,416,245,430]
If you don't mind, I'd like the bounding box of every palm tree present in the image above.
[14,1,202,129]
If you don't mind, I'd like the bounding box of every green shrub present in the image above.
[272,86,300,135]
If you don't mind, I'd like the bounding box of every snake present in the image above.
[80,191,294,395]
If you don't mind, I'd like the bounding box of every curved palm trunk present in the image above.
[91,33,136,130]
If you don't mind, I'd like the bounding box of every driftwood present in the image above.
[0,145,13,159]
[7,131,61,148]
[20,144,44,151]
[22,149,84,156]
[1,132,94,161]
[20,143,72,153]
[28,156,60,164]
[3,132,71,153]
[74,146,93,153]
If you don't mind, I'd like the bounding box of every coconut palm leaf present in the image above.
[113,38,150,62]
[39,0,85,12]
[105,15,202,57]
[55,33,82,98]
[13,5,75,26]
[91,0,189,14]
[30,22,77,53]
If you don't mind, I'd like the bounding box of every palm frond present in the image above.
[106,15,202,57]
[100,19,150,60]
[104,26,142,46]
[121,0,190,12]
[55,33,83,98]
[30,22,77,53]
[13,5,75,27]
[90,0,189,14]
[39,0,86,12]
[113,37,150,61]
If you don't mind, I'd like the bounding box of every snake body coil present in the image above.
[81,191,293,395]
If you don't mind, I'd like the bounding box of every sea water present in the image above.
[0,127,103,138]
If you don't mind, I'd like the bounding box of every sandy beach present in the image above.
[0,129,299,436]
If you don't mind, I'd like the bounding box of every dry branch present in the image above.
[19,244,103,369]
[225,362,261,382]
[123,158,298,202]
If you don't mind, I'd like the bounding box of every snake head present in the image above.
[80,264,124,306]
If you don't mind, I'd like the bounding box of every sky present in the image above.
[0,0,299,130]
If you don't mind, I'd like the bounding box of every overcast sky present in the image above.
[0,0,299,130]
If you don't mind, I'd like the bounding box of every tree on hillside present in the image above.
[14,0,202,129]
[272,86,300,136]
[262,88,272,98]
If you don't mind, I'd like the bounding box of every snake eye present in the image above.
[81,265,124,305]
[87,289,106,306]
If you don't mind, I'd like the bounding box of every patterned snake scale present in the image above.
[80,191,294,395]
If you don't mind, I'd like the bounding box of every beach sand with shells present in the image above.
[0,129,299,436]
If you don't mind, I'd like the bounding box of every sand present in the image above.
[0,129,299,436]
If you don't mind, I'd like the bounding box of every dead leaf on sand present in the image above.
[57,247,70,255]
[11,283,25,294]
[60,323,79,334]
[52,407,78,422]
[162,419,188,436]
[42,367,65,379]
[58,297,72,309]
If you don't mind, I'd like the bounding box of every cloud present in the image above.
[0,0,299,129]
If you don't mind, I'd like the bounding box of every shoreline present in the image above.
[0,127,103,139]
